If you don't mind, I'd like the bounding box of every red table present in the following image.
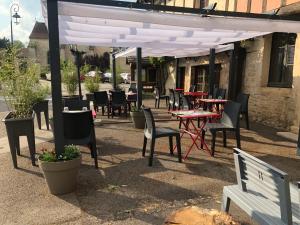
[184,92,208,109]
[171,110,220,159]
[175,88,184,92]
[184,91,208,97]
[200,99,228,112]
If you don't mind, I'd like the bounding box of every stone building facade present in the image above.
[162,0,300,132]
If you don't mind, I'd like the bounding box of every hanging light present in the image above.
[12,11,21,25]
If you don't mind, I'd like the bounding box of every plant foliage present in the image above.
[82,52,110,73]
[0,47,49,118]
[39,145,80,162]
[61,60,78,96]
[84,75,100,93]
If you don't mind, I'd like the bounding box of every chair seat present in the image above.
[158,95,169,99]
[155,127,179,138]
[205,122,234,131]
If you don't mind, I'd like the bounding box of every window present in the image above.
[194,0,207,8]
[191,64,220,92]
[268,33,297,88]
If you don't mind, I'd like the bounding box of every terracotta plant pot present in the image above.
[2,112,36,168]
[39,156,81,195]
[130,111,145,129]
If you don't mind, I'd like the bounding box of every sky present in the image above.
[0,0,44,46]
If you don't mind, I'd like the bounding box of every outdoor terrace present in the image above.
[0,99,299,225]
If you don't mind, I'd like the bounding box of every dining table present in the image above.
[171,110,220,159]
[184,92,208,108]
[200,98,228,112]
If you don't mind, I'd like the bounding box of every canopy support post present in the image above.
[297,127,300,156]
[112,54,117,90]
[175,58,180,89]
[228,42,241,100]
[47,0,64,155]
[209,48,216,96]
[136,48,142,108]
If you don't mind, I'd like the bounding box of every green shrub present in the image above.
[0,47,49,118]
[84,75,100,93]
[39,145,80,162]
[61,60,78,96]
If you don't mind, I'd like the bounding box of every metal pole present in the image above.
[76,53,83,99]
[175,58,180,88]
[228,42,240,100]
[209,48,215,96]
[47,0,64,155]
[10,19,13,46]
[136,48,142,108]
[112,54,117,90]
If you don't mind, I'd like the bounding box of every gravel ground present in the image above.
[0,99,299,225]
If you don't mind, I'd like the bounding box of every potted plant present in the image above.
[0,47,49,168]
[39,145,81,195]
[130,106,145,129]
[84,72,100,103]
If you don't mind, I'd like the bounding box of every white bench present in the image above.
[222,148,300,225]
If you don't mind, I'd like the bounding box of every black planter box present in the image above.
[33,100,49,130]
[2,112,36,168]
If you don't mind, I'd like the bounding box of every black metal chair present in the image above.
[142,107,182,166]
[154,87,168,108]
[236,93,250,130]
[94,91,110,117]
[111,91,127,118]
[168,89,175,111]
[181,95,192,110]
[201,101,241,156]
[33,100,49,130]
[127,94,137,111]
[217,89,227,99]
[174,91,181,109]
[64,99,90,111]
[63,110,98,168]
[128,87,137,93]
[189,85,196,92]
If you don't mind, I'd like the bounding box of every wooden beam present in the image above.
[209,48,215,96]
[136,48,142,108]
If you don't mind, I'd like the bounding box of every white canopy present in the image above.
[115,44,234,58]
[41,1,300,56]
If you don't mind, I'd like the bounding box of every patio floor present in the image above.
[0,99,299,225]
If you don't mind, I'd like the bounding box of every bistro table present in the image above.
[184,92,208,108]
[171,110,219,159]
[200,99,228,112]
[175,88,184,92]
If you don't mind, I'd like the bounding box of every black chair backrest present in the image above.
[174,91,180,107]
[189,85,196,92]
[213,87,219,99]
[169,89,175,104]
[64,99,89,110]
[142,107,156,137]
[154,87,161,98]
[94,91,108,105]
[236,93,250,113]
[63,111,93,139]
[127,94,137,101]
[129,83,137,89]
[181,95,191,110]
[111,91,126,105]
[128,87,137,93]
[221,101,241,129]
[217,88,226,99]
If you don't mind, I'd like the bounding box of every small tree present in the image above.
[82,52,110,73]
[61,60,78,96]
[0,47,49,118]
[0,37,10,49]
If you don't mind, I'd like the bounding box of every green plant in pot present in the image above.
[130,106,145,129]
[84,71,100,103]
[0,47,49,168]
[39,145,81,195]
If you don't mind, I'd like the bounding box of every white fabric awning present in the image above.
[42,1,300,56]
[115,44,234,58]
